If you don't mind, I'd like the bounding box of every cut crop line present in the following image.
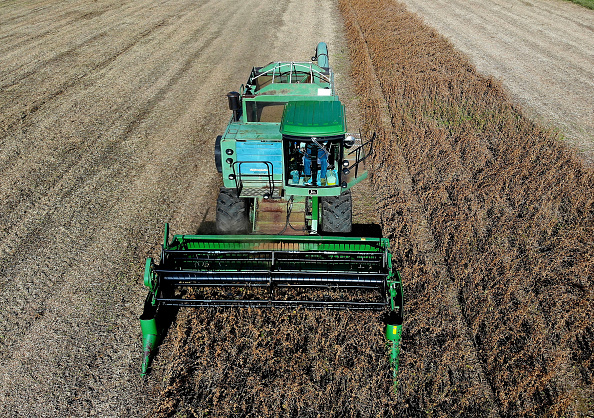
[343,1,503,414]
[120,23,226,140]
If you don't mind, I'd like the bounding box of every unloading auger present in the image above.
[139,42,404,383]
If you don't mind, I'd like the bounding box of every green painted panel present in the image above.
[166,233,389,252]
[280,101,346,137]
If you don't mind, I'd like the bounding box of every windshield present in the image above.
[284,136,344,187]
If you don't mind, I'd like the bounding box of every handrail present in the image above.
[231,160,275,196]
[249,62,331,85]
[347,131,376,178]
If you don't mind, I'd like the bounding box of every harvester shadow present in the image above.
[195,207,217,234]
[195,221,216,234]
[157,305,179,344]
[332,223,383,238]
[194,212,383,238]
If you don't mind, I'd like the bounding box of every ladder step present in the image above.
[239,187,281,198]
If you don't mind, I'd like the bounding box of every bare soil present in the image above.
[0,0,592,417]
[0,0,342,415]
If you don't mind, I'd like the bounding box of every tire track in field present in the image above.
[0,18,168,136]
[0,0,171,51]
[3,0,227,246]
[119,17,226,139]
[0,0,194,138]
[0,6,112,55]
[0,17,227,262]
[0,1,56,26]
[0,0,222,234]
[0,0,228,320]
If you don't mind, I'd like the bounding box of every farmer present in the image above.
[303,138,329,186]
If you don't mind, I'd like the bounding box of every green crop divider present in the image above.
[139,292,160,377]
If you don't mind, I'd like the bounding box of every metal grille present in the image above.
[152,240,390,310]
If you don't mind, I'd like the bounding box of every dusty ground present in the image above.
[399,0,594,162]
[0,0,592,416]
[0,0,343,415]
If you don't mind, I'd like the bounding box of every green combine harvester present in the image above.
[140,43,403,382]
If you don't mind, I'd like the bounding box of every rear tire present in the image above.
[321,191,352,233]
[216,188,249,234]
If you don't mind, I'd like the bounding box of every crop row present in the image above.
[341,0,593,416]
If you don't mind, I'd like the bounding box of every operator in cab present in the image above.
[303,138,329,186]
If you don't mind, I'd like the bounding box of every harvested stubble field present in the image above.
[399,0,594,162]
[1,0,593,416]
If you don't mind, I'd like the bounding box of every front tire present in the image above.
[321,191,352,233]
[214,135,223,173]
[216,188,249,234]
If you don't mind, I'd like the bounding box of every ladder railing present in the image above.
[250,62,331,86]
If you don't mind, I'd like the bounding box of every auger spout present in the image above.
[316,42,329,68]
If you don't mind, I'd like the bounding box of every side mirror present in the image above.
[344,135,355,148]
